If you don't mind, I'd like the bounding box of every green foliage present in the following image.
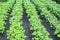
[39,0,60,17]
[0,0,60,39]
[24,0,52,40]
[0,0,8,2]
[7,0,26,40]
[0,0,14,34]
[31,0,60,38]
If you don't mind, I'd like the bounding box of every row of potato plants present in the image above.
[39,0,60,17]
[31,0,60,37]
[7,0,26,40]
[24,0,52,40]
[0,0,15,34]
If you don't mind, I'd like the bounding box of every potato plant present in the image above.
[24,0,52,40]
[0,0,15,34]
[31,0,60,37]
[39,0,60,17]
[7,0,26,40]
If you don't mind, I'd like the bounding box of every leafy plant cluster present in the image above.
[7,0,26,40]
[0,0,15,34]
[39,0,60,18]
[31,0,60,37]
[0,0,8,2]
[0,0,60,40]
[24,0,52,40]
